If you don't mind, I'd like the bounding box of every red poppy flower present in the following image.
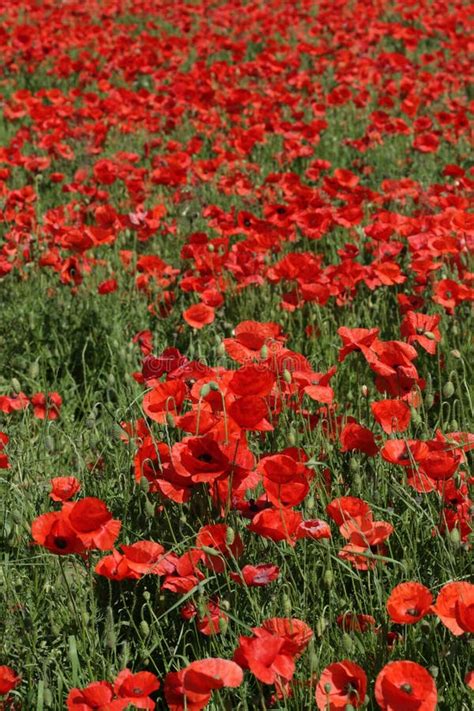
[340,422,379,456]
[248,507,303,546]
[386,582,433,624]
[120,541,174,577]
[315,660,367,710]
[67,681,126,710]
[32,511,85,555]
[0,392,29,414]
[183,303,215,329]
[0,665,21,695]
[326,497,372,527]
[63,497,121,550]
[296,519,332,541]
[336,613,377,633]
[31,392,62,420]
[164,658,243,711]
[195,524,243,573]
[400,312,441,355]
[143,380,187,423]
[375,660,437,710]
[230,563,280,586]
[431,581,474,635]
[223,320,285,363]
[113,669,160,708]
[371,399,411,434]
[97,278,118,294]
[465,671,474,690]
[261,618,313,658]
[50,476,81,502]
[233,628,295,685]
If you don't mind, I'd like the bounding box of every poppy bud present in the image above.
[225,527,235,545]
[424,394,434,410]
[282,594,292,617]
[207,243,215,252]
[345,705,356,711]
[450,349,461,359]
[139,477,150,493]
[349,458,359,473]
[44,435,55,453]
[220,599,230,611]
[106,387,118,403]
[342,632,354,654]
[323,569,333,588]
[143,590,151,602]
[316,617,328,637]
[424,331,436,340]
[410,406,422,426]
[140,620,150,638]
[283,369,292,383]
[166,412,175,427]
[145,498,155,518]
[209,381,220,391]
[450,419,458,431]
[11,377,21,393]
[449,527,461,545]
[361,385,369,398]
[288,429,296,446]
[43,687,53,707]
[219,616,228,634]
[200,545,222,557]
[306,494,315,513]
[442,382,455,399]
[29,361,39,379]
[108,373,116,386]
[217,342,226,357]
[260,344,268,359]
[200,383,211,398]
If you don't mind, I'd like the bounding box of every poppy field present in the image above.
[1,0,473,708]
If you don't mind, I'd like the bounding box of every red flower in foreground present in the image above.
[31,392,62,419]
[32,511,85,555]
[233,628,295,685]
[164,658,243,711]
[386,582,433,624]
[113,669,160,708]
[183,303,215,329]
[50,476,81,502]
[230,563,280,586]
[431,581,474,635]
[371,399,411,434]
[63,497,121,550]
[315,660,367,710]
[66,681,118,710]
[0,666,21,695]
[375,660,437,710]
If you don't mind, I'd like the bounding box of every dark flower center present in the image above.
[406,607,420,616]
[197,452,213,463]
[54,537,68,550]
[401,683,413,694]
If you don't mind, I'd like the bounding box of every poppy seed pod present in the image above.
[200,383,211,398]
[442,381,455,399]
[11,377,21,393]
[139,620,150,638]
[29,361,40,379]
[144,499,155,517]
[225,527,235,545]
[139,477,150,493]
[217,342,226,357]
[361,385,368,398]
[260,344,268,359]
[323,569,334,588]
[283,369,292,383]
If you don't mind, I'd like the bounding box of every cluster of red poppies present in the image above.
[1,0,473,707]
